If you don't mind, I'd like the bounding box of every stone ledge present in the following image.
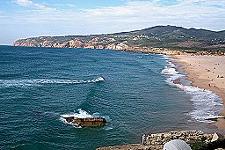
[97,130,216,150]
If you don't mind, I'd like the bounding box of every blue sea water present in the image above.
[0,46,221,150]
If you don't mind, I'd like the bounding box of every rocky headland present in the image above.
[14,25,225,55]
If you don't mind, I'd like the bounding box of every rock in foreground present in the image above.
[97,130,225,150]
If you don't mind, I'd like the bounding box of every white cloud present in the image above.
[12,0,225,26]
[82,0,225,30]
[14,0,53,10]
[1,0,225,44]
[15,0,32,6]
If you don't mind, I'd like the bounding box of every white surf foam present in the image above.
[60,109,94,128]
[60,109,110,128]
[0,76,104,88]
[61,109,94,119]
[161,56,223,123]
[93,77,105,82]
[161,67,178,75]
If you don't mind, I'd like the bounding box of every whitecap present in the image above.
[0,76,105,88]
[60,109,110,128]
[161,55,223,123]
[161,67,178,75]
[61,109,94,119]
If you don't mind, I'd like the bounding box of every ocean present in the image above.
[0,46,222,150]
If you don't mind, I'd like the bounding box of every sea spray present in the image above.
[161,56,223,123]
[0,76,104,88]
[60,109,110,128]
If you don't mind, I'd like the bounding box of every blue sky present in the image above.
[0,0,225,44]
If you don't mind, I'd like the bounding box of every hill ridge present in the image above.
[14,25,225,53]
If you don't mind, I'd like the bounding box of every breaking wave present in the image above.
[0,77,104,88]
[61,109,95,119]
[60,109,110,128]
[161,56,223,123]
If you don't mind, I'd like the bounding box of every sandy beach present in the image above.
[175,54,225,129]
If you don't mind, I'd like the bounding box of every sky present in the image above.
[0,0,225,44]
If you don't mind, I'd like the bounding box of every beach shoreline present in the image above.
[173,54,225,129]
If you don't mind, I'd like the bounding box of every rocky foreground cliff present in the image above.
[97,130,225,150]
[14,25,225,55]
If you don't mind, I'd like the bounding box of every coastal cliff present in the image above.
[97,130,225,150]
[14,25,225,55]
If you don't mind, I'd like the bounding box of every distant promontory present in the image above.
[14,25,225,55]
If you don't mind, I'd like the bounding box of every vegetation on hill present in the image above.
[14,25,225,54]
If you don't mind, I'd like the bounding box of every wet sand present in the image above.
[174,55,225,129]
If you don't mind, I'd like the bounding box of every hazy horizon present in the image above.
[1,0,225,44]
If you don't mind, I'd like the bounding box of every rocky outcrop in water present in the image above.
[64,116,106,127]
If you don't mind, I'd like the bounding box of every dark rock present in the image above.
[199,139,225,150]
[205,116,225,122]
[64,116,106,127]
